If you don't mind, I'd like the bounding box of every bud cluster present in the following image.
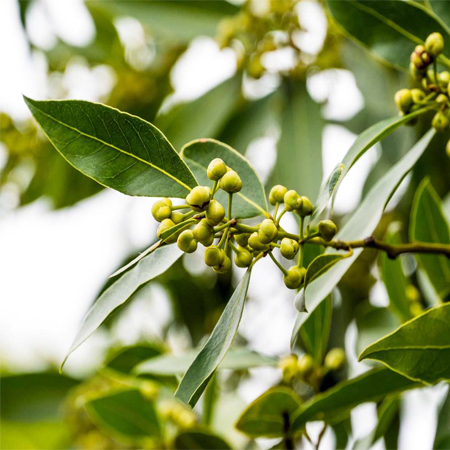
[151,158,339,291]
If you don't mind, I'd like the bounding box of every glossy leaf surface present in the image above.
[174,431,231,450]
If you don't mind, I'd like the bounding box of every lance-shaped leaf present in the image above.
[174,431,231,450]
[304,129,435,316]
[24,97,198,198]
[326,0,450,69]
[312,164,344,222]
[304,254,345,292]
[105,344,163,375]
[429,0,450,30]
[236,387,303,438]
[434,390,450,449]
[359,303,450,384]
[85,389,161,442]
[62,245,183,369]
[175,270,251,407]
[291,367,420,432]
[135,347,276,376]
[181,139,269,219]
[410,179,450,299]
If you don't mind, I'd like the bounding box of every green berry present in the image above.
[205,246,224,267]
[170,211,185,224]
[279,354,298,383]
[193,219,214,246]
[186,186,211,211]
[220,170,242,193]
[318,220,337,242]
[177,230,197,253]
[446,139,450,158]
[283,266,306,290]
[205,200,225,225]
[247,53,264,79]
[324,348,346,371]
[440,72,450,89]
[425,32,444,57]
[432,111,450,131]
[284,190,299,211]
[234,233,250,247]
[297,196,314,217]
[394,89,413,112]
[213,254,231,274]
[410,88,425,104]
[269,185,288,205]
[207,158,227,181]
[437,94,448,104]
[234,246,253,268]
[297,354,314,377]
[157,218,177,244]
[248,232,269,252]
[411,45,432,70]
[280,238,299,260]
[409,62,426,80]
[152,198,172,222]
[258,219,278,244]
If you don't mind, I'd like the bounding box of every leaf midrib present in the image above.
[32,104,193,192]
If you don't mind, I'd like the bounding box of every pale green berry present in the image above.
[394,89,413,112]
[247,53,264,79]
[234,233,250,247]
[297,196,314,217]
[279,354,298,383]
[157,218,177,244]
[411,44,432,70]
[152,198,172,222]
[324,348,346,371]
[410,62,426,80]
[284,190,299,211]
[318,220,337,242]
[437,94,448,104]
[425,32,444,57]
[432,111,450,131]
[234,246,253,268]
[410,88,425,104]
[446,139,450,158]
[193,219,214,246]
[440,72,450,89]
[186,186,211,211]
[220,170,242,193]
[213,254,231,274]
[248,232,269,252]
[207,158,227,181]
[297,354,314,377]
[258,219,278,244]
[280,238,299,260]
[269,185,288,205]
[283,266,306,290]
[205,200,225,226]
[170,211,185,224]
[177,230,197,253]
[205,246,224,267]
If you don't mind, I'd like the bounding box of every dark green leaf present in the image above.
[304,129,435,316]
[181,139,269,219]
[410,179,450,298]
[235,387,303,438]
[428,1,450,32]
[291,367,419,432]
[273,79,323,200]
[105,344,163,374]
[85,389,160,442]
[0,373,79,422]
[135,347,277,376]
[326,0,450,69]
[434,391,450,449]
[24,97,198,198]
[63,245,182,369]
[174,430,231,450]
[359,303,450,384]
[175,270,251,406]
[379,224,414,322]
[156,75,242,151]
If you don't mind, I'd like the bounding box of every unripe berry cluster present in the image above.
[151,159,339,291]
[395,32,450,143]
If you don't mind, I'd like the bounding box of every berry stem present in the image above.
[269,251,288,276]
[276,208,287,226]
[171,204,190,210]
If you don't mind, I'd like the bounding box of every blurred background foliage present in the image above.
[1,0,450,449]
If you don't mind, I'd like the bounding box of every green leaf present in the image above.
[156,75,242,152]
[410,179,450,299]
[304,254,345,292]
[326,0,450,69]
[304,129,435,316]
[298,296,333,365]
[62,244,182,369]
[291,367,420,432]
[135,347,276,376]
[105,344,163,374]
[235,387,303,438]
[173,430,231,450]
[312,164,344,222]
[429,1,450,30]
[98,0,238,43]
[379,224,414,322]
[85,389,160,442]
[359,303,450,384]
[24,97,198,198]
[0,373,79,422]
[175,270,251,407]
[181,139,269,219]
[273,79,323,200]
[434,391,450,449]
